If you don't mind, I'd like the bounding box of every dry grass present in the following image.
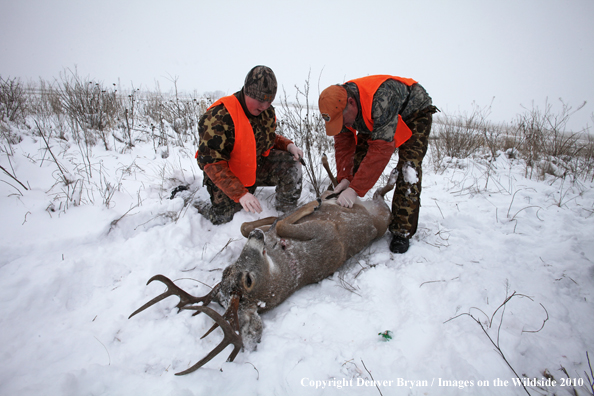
[431,100,593,183]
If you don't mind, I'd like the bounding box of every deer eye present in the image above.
[242,272,254,291]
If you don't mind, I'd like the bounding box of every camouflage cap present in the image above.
[243,65,277,102]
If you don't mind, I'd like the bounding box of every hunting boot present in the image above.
[194,201,239,225]
[389,234,409,254]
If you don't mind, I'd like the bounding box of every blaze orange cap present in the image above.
[319,85,347,136]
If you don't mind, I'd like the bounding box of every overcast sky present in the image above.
[2,0,593,130]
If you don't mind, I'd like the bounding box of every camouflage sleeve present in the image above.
[197,104,235,168]
[402,83,433,120]
[203,162,247,203]
[369,79,409,142]
[273,134,294,151]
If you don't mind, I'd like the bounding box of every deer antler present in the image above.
[178,293,242,375]
[129,275,243,375]
[128,274,219,319]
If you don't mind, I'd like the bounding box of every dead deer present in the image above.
[129,168,397,375]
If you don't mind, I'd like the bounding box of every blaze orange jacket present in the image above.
[347,75,416,147]
[337,75,417,197]
[202,95,270,187]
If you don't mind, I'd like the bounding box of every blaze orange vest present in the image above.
[199,95,270,187]
[347,75,417,147]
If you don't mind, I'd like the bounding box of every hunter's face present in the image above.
[245,95,271,116]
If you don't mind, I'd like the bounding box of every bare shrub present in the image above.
[580,132,594,182]
[277,73,334,197]
[1,122,28,195]
[116,86,140,148]
[159,76,204,146]
[432,109,485,159]
[430,103,490,172]
[541,100,586,158]
[0,75,28,123]
[514,99,587,179]
[139,83,208,151]
[428,99,594,183]
[27,79,62,118]
[162,94,205,146]
[56,68,121,150]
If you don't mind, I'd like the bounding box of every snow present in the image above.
[402,162,419,185]
[1,127,593,396]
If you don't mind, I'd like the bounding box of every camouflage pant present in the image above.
[202,150,302,224]
[354,106,438,239]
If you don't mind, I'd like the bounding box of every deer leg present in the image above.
[240,216,277,238]
[128,275,219,319]
[374,167,398,199]
[322,153,338,188]
[275,199,320,240]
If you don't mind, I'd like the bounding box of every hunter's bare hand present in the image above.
[239,193,263,213]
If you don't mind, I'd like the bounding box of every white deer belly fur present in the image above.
[266,254,280,275]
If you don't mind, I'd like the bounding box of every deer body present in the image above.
[129,169,397,375]
[224,197,391,312]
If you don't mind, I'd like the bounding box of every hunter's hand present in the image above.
[239,193,263,214]
[336,187,358,208]
[287,143,304,163]
[334,179,350,194]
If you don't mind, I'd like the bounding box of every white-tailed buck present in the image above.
[129,168,397,375]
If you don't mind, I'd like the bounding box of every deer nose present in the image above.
[249,229,264,240]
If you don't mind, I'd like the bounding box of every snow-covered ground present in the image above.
[1,127,593,396]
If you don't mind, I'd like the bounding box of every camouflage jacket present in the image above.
[197,90,293,202]
[335,80,433,196]
[342,79,432,142]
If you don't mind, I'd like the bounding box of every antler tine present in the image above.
[175,295,242,375]
[128,274,219,319]
[194,290,241,339]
